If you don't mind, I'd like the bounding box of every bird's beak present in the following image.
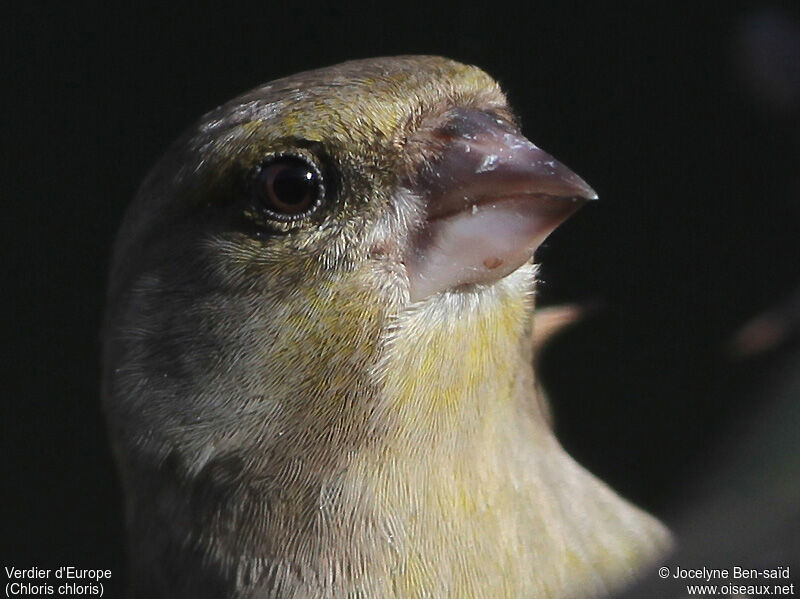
[404,108,597,302]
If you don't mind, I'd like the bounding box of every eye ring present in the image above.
[252,154,325,222]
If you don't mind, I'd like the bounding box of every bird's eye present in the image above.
[253,155,325,221]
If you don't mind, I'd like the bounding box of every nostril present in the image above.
[439,108,514,141]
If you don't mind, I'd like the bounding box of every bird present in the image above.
[102,56,671,598]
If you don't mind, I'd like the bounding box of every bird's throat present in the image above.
[376,268,541,447]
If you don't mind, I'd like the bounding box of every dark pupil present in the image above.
[269,162,316,210]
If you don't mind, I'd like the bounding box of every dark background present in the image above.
[5,2,799,594]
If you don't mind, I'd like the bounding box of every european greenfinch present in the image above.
[102,56,670,598]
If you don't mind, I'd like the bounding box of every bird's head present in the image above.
[103,55,596,501]
[109,55,595,304]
